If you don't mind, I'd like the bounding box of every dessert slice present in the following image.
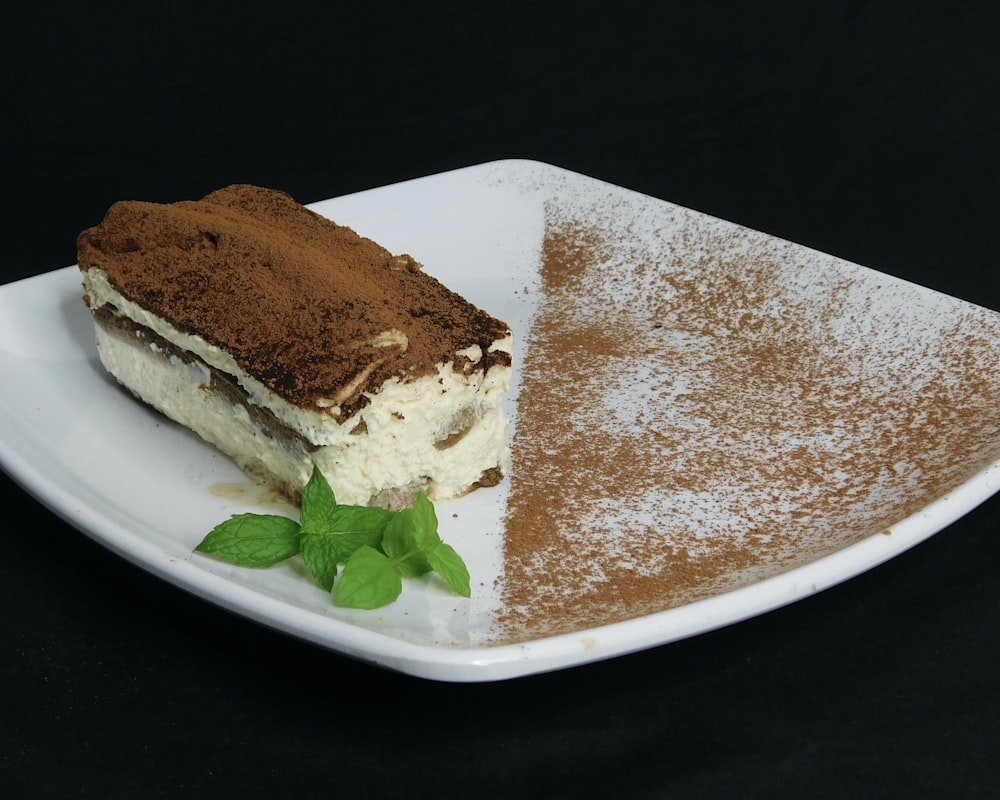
[78,184,512,509]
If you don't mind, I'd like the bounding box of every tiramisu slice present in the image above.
[78,184,512,509]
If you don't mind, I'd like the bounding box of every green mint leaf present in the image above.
[301,505,390,591]
[409,492,442,550]
[380,508,412,558]
[195,514,301,567]
[336,545,403,609]
[427,542,472,598]
[299,465,338,532]
[300,532,340,592]
[300,464,389,563]
[381,509,432,578]
[323,505,391,562]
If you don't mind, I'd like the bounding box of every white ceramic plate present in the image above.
[2,160,999,681]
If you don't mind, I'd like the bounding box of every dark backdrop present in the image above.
[2,2,997,798]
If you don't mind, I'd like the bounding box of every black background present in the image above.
[2,2,997,798]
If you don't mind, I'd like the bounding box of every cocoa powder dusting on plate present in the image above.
[495,198,1000,643]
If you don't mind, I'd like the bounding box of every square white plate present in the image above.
[2,160,999,681]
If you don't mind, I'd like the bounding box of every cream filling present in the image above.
[83,268,514,448]
[84,267,513,507]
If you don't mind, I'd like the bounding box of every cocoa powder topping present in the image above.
[77,184,510,417]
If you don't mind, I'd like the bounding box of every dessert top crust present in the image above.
[78,184,511,417]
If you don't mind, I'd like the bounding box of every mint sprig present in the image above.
[336,493,471,608]
[196,513,301,567]
[193,466,471,610]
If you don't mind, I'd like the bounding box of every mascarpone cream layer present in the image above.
[83,267,513,444]
[84,267,513,507]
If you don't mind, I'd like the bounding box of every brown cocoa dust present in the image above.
[495,201,1000,642]
[78,185,510,419]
